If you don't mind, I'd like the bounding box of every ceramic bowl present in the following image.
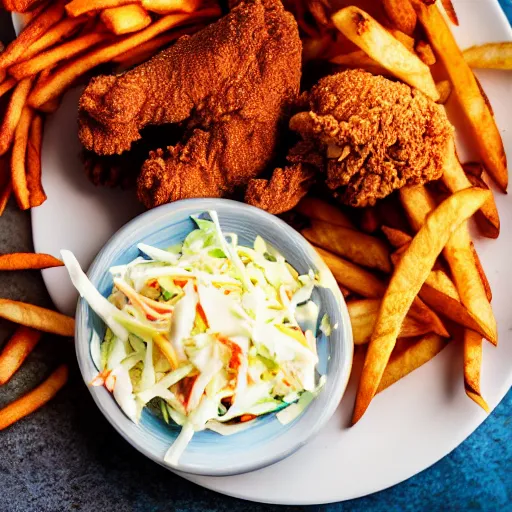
[74,198,353,476]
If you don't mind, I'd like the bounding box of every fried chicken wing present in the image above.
[78,0,302,208]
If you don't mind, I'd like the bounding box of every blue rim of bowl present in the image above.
[75,198,354,476]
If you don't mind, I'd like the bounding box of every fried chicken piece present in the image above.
[245,163,314,213]
[78,0,302,208]
[286,69,453,207]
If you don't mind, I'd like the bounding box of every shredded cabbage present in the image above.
[63,211,327,466]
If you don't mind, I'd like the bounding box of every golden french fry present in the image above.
[441,0,459,26]
[295,197,355,229]
[462,42,512,70]
[387,28,415,52]
[0,253,63,271]
[330,50,389,76]
[0,2,65,70]
[0,78,17,99]
[11,106,34,210]
[0,77,35,156]
[314,246,387,298]
[0,299,75,336]
[0,326,41,385]
[66,0,134,17]
[377,333,449,393]
[302,219,391,273]
[382,0,417,35]
[436,79,452,104]
[470,242,492,302]
[0,181,11,217]
[28,8,221,108]
[9,32,107,80]
[353,187,491,424]
[441,138,499,238]
[0,364,68,430]
[26,113,46,208]
[412,1,508,191]
[101,4,152,35]
[141,0,201,14]
[463,329,489,413]
[348,299,432,345]
[388,234,491,337]
[21,16,88,62]
[332,6,439,100]
[381,226,412,248]
[400,184,497,344]
[359,207,380,234]
[415,40,436,65]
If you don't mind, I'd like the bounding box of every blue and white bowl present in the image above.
[75,198,353,476]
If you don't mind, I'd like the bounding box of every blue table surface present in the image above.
[0,3,510,512]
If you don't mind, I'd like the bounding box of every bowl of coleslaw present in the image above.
[66,198,353,476]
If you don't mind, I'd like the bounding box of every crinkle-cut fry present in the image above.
[436,80,452,104]
[28,7,221,108]
[101,4,152,35]
[463,329,489,413]
[21,16,88,62]
[314,246,387,298]
[10,106,34,210]
[26,113,46,207]
[9,32,107,81]
[332,6,439,100]
[353,187,491,424]
[0,252,62,271]
[141,0,201,14]
[382,0,417,35]
[377,333,449,393]
[66,0,135,17]
[0,364,68,431]
[462,42,512,70]
[348,299,432,345]
[412,1,508,191]
[400,184,497,344]
[0,77,35,156]
[441,138,499,239]
[295,197,355,229]
[0,2,65,70]
[302,219,391,273]
[0,326,41,385]
[0,299,75,336]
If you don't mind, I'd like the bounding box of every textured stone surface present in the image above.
[0,6,511,512]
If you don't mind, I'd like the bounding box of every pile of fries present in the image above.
[0,252,75,430]
[0,0,221,216]
[291,0,510,423]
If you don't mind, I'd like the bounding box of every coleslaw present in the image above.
[62,211,326,465]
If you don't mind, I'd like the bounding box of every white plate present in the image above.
[29,0,512,504]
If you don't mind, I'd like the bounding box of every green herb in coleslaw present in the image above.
[62,211,325,465]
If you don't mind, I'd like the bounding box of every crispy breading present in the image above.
[288,69,453,207]
[78,0,302,208]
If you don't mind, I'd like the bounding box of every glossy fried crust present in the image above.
[78,0,302,209]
